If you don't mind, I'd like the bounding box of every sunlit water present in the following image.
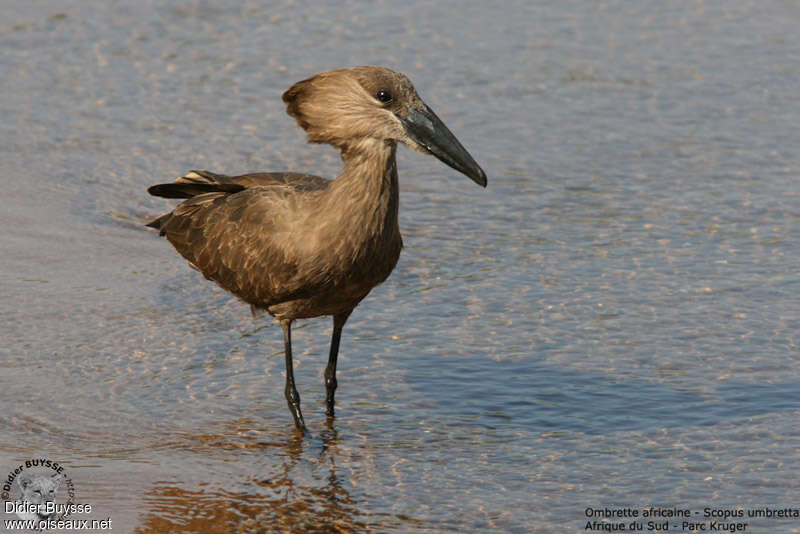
[2,1,799,532]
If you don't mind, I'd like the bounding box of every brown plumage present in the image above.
[147,66,486,435]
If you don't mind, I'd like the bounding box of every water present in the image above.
[2,1,799,532]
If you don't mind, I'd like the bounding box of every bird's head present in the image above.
[283,66,486,187]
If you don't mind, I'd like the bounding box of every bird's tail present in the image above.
[145,213,170,231]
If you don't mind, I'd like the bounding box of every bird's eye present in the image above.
[376,89,393,104]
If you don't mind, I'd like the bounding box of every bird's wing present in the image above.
[177,170,330,191]
[147,171,333,307]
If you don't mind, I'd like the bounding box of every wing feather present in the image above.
[147,170,333,307]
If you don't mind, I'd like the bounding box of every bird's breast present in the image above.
[267,224,402,321]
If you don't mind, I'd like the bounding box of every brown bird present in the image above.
[146,66,486,434]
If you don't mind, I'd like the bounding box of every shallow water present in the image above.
[2,1,799,532]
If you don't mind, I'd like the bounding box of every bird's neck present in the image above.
[328,139,400,233]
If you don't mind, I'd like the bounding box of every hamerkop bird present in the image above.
[147,66,486,434]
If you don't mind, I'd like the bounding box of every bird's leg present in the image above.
[281,319,307,434]
[325,311,351,418]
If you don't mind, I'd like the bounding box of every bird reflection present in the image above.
[135,421,371,533]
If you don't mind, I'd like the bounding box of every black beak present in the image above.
[400,104,487,187]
